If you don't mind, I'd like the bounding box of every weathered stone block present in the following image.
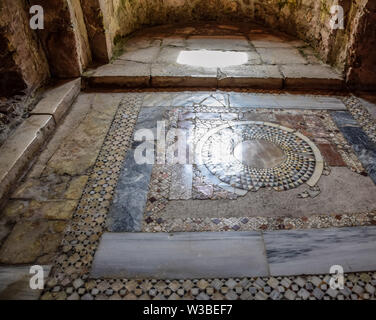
[31,79,81,124]
[0,115,55,203]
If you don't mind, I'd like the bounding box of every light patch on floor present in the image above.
[177,50,248,68]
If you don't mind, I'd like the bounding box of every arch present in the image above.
[93,0,356,71]
[1,0,375,92]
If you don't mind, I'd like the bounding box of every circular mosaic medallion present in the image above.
[196,121,324,192]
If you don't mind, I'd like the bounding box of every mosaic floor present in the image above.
[2,90,376,300]
[139,103,375,234]
[197,121,322,192]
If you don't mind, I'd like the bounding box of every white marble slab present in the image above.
[141,92,347,110]
[91,232,269,279]
[230,93,347,110]
[264,226,376,276]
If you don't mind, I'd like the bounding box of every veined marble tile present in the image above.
[106,149,153,232]
[91,232,269,279]
[230,93,346,110]
[171,93,213,106]
[264,226,376,276]
[331,111,360,127]
[142,93,176,107]
[133,106,170,140]
[331,111,376,184]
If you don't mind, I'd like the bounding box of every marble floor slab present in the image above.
[332,111,376,184]
[106,148,153,232]
[92,227,376,279]
[107,104,170,232]
[264,227,376,276]
[91,232,269,279]
[229,93,347,110]
[141,92,347,110]
[133,105,170,138]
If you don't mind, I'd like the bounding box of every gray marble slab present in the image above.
[106,148,153,232]
[133,106,170,138]
[142,93,176,107]
[142,92,223,108]
[264,226,376,276]
[172,93,213,107]
[331,111,360,127]
[91,232,269,279]
[331,111,376,184]
[230,93,346,110]
[141,92,346,110]
[107,106,170,232]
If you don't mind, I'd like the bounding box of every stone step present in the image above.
[83,64,345,91]
[0,79,81,204]
[91,227,376,280]
[0,116,55,204]
[30,79,81,124]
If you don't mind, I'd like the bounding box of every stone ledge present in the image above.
[280,65,345,90]
[218,76,283,89]
[0,116,55,204]
[83,72,344,91]
[30,79,81,124]
[0,80,82,204]
[151,75,218,88]
[83,76,151,89]
[218,65,283,89]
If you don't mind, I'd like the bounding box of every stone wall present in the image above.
[345,0,376,90]
[0,0,374,91]
[29,0,92,78]
[80,0,111,63]
[0,0,50,97]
